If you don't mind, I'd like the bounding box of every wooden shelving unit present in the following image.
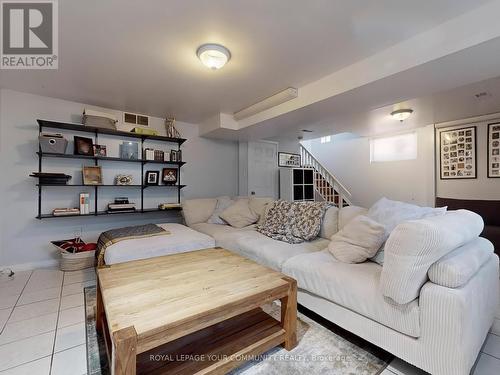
[35,119,186,219]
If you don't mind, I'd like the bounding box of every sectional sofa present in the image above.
[181,197,499,375]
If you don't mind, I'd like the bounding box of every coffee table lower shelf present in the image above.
[128,308,283,374]
[100,308,287,375]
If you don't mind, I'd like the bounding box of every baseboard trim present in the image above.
[3,259,59,272]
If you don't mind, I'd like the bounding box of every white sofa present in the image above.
[181,197,499,375]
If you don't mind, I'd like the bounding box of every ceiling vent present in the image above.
[123,112,150,127]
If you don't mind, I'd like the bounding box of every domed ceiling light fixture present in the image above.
[196,43,231,70]
[391,108,413,122]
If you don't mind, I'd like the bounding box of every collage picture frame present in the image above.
[488,122,500,178]
[439,126,477,180]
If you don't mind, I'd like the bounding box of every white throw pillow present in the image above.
[181,198,217,226]
[328,215,386,264]
[248,197,273,224]
[207,196,234,224]
[319,206,340,239]
[367,198,447,265]
[220,199,259,228]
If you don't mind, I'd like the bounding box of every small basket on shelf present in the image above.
[51,238,97,271]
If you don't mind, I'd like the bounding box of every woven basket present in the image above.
[51,239,96,271]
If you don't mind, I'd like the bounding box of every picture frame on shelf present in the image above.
[488,122,500,178]
[119,141,139,160]
[278,152,301,168]
[162,168,177,185]
[93,144,107,157]
[115,174,133,185]
[145,171,160,186]
[82,166,103,185]
[439,126,477,180]
[74,136,94,156]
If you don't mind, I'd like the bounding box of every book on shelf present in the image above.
[79,193,90,214]
[53,208,80,216]
[107,208,136,214]
[108,203,136,210]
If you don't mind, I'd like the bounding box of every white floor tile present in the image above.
[0,356,51,375]
[380,369,396,375]
[482,333,500,359]
[491,319,500,337]
[387,357,429,375]
[473,353,500,374]
[0,295,18,310]
[59,293,84,311]
[51,344,87,375]
[0,331,54,371]
[0,309,11,331]
[57,306,85,328]
[63,270,95,285]
[0,313,57,345]
[8,298,59,323]
[17,287,61,306]
[23,270,63,293]
[54,322,86,353]
[61,280,94,296]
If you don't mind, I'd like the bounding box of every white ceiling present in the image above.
[0,0,493,123]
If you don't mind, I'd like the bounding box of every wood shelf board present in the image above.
[38,119,186,145]
[136,308,285,374]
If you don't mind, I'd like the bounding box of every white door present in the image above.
[247,141,278,198]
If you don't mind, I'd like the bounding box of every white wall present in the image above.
[300,125,436,208]
[436,119,500,200]
[0,89,238,269]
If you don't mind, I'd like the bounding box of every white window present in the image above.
[370,132,417,162]
[320,135,331,144]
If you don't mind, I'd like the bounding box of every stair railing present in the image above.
[299,145,352,207]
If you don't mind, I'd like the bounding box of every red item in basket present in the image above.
[80,243,97,252]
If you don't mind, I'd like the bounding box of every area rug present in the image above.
[84,286,391,375]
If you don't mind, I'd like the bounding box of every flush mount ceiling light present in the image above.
[196,44,231,70]
[391,108,413,122]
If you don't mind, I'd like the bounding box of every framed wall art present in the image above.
[439,126,476,180]
[278,152,301,168]
[488,122,500,178]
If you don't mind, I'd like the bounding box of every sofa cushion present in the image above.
[220,199,259,228]
[206,228,327,271]
[367,198,447,266]
[338,206,368,229]
[328,215,386,263]
[181,198,217,226]
[428,237,494,288]
[207,196,234,224]
[282,250,420,337]
[190,222,243,238]
[248,197,273,223]
[381,209,484,304]
[319,206,339,239]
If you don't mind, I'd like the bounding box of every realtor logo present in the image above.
[1,0,58,69]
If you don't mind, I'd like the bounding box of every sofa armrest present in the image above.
[419,254,499,374]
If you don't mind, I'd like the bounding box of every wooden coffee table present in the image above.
[96,247,297,375]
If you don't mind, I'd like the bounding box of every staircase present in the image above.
[299,145,352,208]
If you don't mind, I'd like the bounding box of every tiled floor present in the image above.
[0,268,94,375]
[0,267,499,375]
